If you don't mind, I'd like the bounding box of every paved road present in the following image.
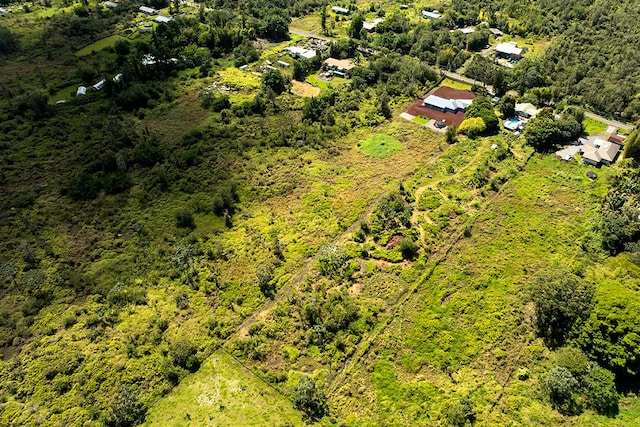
[441,70,494,94]
[584,111,633,131]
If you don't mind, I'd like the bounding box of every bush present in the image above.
[582,365,619,416]
[66,173,101,201]
[458,117,486,137]
[169,337,200,371]
[175,209,195,229]
[399,237,419,260]
[317,244,349,279]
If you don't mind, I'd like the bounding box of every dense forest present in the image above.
[0,0,639,425]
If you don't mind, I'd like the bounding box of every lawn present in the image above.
[357,134,403,158]
[583,117,608,135]
[439,77,472,91]
[143,350,307,426]
[75,34,125,57]
[412,116,429,125]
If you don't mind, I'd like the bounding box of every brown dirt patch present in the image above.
[386,235,403,249]
[291,80,321,97]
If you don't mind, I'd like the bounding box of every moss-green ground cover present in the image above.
[357,134,403,158]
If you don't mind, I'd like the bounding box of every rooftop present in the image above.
[284,46,317,59]
[495,42,523,56]
[324,58,356,71]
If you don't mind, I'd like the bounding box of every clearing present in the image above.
[357,134,403,158]
[75,34,126,57]
[291,80,321,97]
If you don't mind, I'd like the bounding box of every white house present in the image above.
[154,15,173,24]
[495,42,523,59]
[139,5,157,14]
[104,1,118,8]
[363,18,384,32]
[423,95,472,113]
[284,46,317,60]
[581,139,621,166]
[422,10,442,19]
[331,6,350,15]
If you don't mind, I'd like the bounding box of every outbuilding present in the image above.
[154,15,173,24]
[76,86,87,96]
[495,42,523,59]
[331,6,350,15]
[104,1,118,8]
[284,46,317,60]
[139,5,157,14]
[422,10,442,19]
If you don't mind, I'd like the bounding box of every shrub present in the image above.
[399,237,419,260]
[169,337,200,371]
[458,117,486,138]
[175,209,195,229]
[582,365,619,416]
[546,366,581,414]
[66,173,101,201]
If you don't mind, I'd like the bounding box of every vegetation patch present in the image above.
[291,80,320,97]
[357,134,403,158]
[75,34,125,57]
[583,117,608,135]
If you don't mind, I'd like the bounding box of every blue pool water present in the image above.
[504,118,520,127]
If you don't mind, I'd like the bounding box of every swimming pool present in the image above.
[504,118,521,130]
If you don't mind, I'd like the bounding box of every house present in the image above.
[515,103,539,119]
[331,6,350,15]
[363,18,384,32]
[139,5,157,14]
[104,1,118,8]
[489,28,503,36]
[92,79,106,91]
[423,95,472,113]
[495,42,523,59]
[277,60,290,68]
[324,58,355,77]
[455,27,475,34]
[154,15,173,24]
[76,86,87,96]
[284,46,317,60]
[581,138,621,166]
[422,10,442,19]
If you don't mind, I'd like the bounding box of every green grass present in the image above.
[357,134,403,158]
[143,350,307,426]
[75,34,125,57]
[583,117,608,135]
[439,77,473,91]
[412,116,429,124]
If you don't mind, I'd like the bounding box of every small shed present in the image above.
[113,73,123,83]
[139,5,157,14]
[331,6,350,15]
[76,86,87,96]
[92,79,106,91]
[422,10,442,19]
[104,1,118,8]
[154,15,173,24]
[277,60,290,68]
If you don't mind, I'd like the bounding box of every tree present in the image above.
[446,124,458,144]
[529,269,595,347]
[261,68,289,95]
[458,117,486,137]
[582,365,620,416]
[293,376,328,420]
[622,130,640,161]
[109,385,146,427]
[379,92,392,119]
[317,244,349,279]
[524,113,561,152]
[444,396,476,426]
[497,96,516,118]
[320,6,328,35]
[256,262,275,297]
[399,236,419,260]
[175,209,195,229]
[258,14,290,41]
[293,60,305,81]
[465,96,498,131]
[546,366,581,415]
[0,26,19,55]
[303,96,325,122]
[349,14,364,39]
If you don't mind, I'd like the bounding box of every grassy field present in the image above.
[143,350,307,426]
[412,116,429,124]
[357,134,403,158]
[439,77,473,91]
[75,35,125,57]
[583,117,608,135]
[291,80,321,97]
